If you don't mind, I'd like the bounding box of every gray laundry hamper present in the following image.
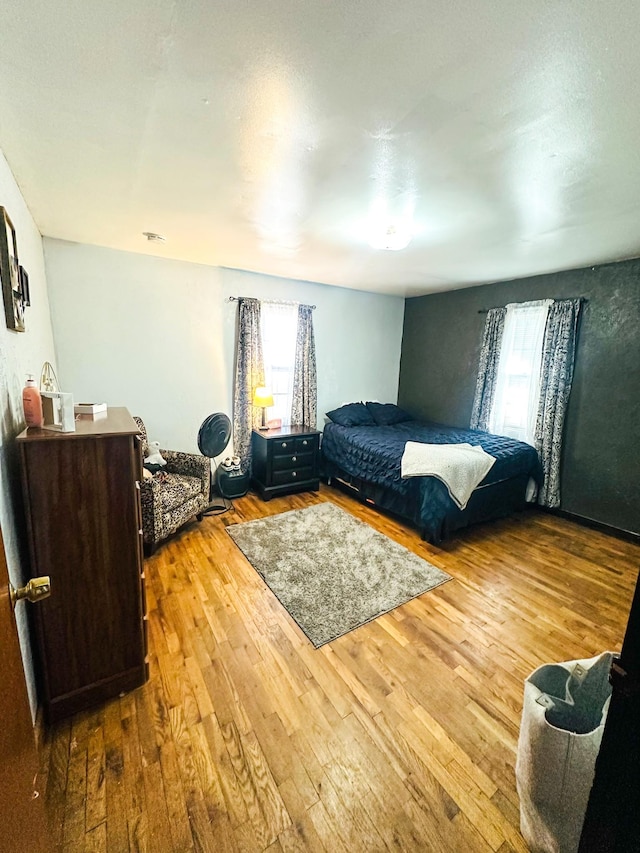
[515,651,613,853]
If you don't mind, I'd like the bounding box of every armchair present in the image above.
[134,417,210,555]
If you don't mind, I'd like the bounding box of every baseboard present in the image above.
[540,506,640,544]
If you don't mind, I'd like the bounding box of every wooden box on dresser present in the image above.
[17,407,148,722]
[251,425,321,500]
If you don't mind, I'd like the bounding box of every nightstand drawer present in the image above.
[272,451,314,471]
[272,466,314,486]
[272,438,295,453]
[295,436,318,453]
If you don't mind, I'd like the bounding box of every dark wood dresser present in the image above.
[251,426,321,500]
[17,407,148,721]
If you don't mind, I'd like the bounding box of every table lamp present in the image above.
[253,386,274,430]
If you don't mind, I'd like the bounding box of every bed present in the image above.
[321,414,543,543]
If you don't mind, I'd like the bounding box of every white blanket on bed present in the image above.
[401,442,496,510]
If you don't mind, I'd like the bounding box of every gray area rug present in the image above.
[226,502,452,647]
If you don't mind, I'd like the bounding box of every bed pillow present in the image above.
[326,402,376,427]
[365,402,412,426]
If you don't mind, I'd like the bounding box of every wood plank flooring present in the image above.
[39,486,639,852]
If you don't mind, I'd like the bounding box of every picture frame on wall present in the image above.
[19,265,30,306]
[0,206,25,332]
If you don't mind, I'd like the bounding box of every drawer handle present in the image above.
[281,442,288,448]
[292,456,297,462]
[302,440,308,446]
[292,471,297,478]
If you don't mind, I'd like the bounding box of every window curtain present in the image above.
[233,298,264,473]
[291,304,317,428]
[534,298,582,507]
[470,307,507,431]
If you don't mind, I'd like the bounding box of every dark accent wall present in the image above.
[398,258,640,534]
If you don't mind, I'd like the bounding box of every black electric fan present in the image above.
[197,412,232,514]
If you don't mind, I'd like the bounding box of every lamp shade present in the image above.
[253,387,274,408]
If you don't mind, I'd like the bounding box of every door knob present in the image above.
[10,576,51,608]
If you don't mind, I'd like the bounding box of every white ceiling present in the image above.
[2,0,640,297]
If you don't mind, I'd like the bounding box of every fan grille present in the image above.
[197,413,231,458]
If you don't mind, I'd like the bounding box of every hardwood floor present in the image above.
[39,486,639,852]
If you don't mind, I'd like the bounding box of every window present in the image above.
[489,300,551,445]
[261,302,297,425]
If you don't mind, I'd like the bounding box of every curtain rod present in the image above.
[227,296,316,309]
[478,297,588,314]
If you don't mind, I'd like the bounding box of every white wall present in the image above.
[0,150,58,717]
[44,240,405,455]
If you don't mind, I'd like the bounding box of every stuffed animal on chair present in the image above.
[144,441,167,474]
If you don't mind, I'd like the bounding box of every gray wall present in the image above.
[44,241,405,453]
[398,258,640,535]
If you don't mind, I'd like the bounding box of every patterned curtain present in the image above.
[233,298,264,473]
[534,298,582,507]
[470,307,507,431]
[291,304,317,428]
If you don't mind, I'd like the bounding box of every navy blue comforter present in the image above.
[321,420,542,540]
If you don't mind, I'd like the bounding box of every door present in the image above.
[579,567,640,851]
[0,523,49,853]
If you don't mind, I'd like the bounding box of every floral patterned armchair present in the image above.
[134,417,210,555]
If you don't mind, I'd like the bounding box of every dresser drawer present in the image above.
[272,466,314,486]
[272,451,314,471]
[272,437,296,453]
[295,435,317,453]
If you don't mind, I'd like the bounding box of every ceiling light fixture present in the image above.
[142,232,166,243]
[368,223,412,251]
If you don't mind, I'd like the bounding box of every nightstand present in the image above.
[251,426,321,500]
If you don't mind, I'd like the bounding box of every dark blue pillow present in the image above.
[326,402,376,427]
[365,402,412,426]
